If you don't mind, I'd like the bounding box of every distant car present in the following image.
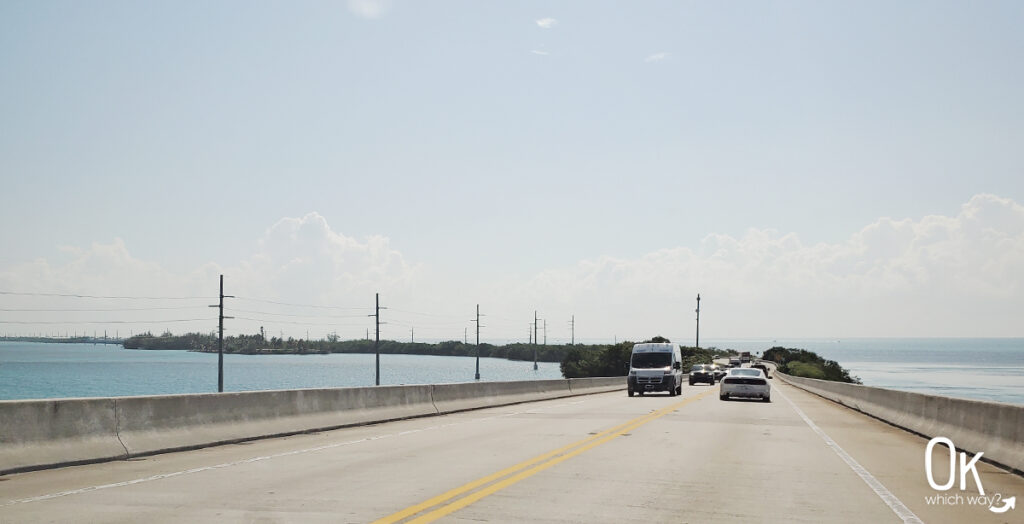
[689,364,715,385]
[751,363,771,379]
[720,368,771,402]
[728,358,741,367]
[711,365,726,381]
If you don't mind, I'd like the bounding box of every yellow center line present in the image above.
[374,389,715,524]
[371,401,673,524]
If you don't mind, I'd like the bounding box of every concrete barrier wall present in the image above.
[116,385,437,457]
[776,372,1024,474]
[0,398,127,473]
[568,377,626,394]
[431,379,572,414]
[1,377,625,475]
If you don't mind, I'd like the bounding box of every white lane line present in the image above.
[2,399,589,507]
[777,387,924,524]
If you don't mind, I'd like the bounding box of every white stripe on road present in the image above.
[777,387,924,524]
[1,398,589,507]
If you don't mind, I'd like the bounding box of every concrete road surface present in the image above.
[1,381,1021,523]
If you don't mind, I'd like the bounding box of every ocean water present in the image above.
[705,337,1024,405]
[0,342,562,401]
[2,339,1022,405]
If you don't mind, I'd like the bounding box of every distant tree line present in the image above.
[123,331,578,363]
[123,332,750,377]
[559,336,737,378]
[761,346,861,384]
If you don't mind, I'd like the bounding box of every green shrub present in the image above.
[786,361,825,379]
[763,346,860,384]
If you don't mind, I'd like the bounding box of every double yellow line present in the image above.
[373,389,715,523]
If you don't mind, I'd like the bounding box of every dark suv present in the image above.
[751,363,771,379]
[689,364,715,385]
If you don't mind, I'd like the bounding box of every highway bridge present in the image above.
[1,376,1022,523]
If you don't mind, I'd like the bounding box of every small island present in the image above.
[121,332,859,383]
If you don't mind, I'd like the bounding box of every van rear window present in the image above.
[632,353,671,368]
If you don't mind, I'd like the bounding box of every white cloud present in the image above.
[235,212,417,305]
[0,213,418,339]
[505,194,1024,339]
[644,52,669,63]
[536,18,557,29]
[2,196,1022,340]
[531,50,549,56]
[348,0,391,19]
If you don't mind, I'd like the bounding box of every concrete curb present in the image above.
[1,378,626,475]
[776,371,1024,474]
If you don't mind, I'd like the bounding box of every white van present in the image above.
[627,342,684,397]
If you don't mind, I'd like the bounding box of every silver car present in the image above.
[720,368,770,402]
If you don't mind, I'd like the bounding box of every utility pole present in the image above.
[533,310,539,370]
[209,275,234,393]
[543,319,547,345]
[411,327,414,343]
[569,315,575,345]
[532,311,540,356]
[695,293,701,349]
[464,327,467,345]
[368,293,386,386]
[471,304,483,380]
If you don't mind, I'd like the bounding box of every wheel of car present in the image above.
[688,379,694,386]
[638,391,644,396]
[763,395,771,403]
[628,390,634,397]
[669,386,677,397]
[676,385,682,395]
[719,394,728,401]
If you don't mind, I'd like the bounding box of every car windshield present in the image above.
[732,369,761,376]
[691,365,706,372]
[632,353,671,368]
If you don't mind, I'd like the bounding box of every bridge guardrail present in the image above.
[0,377,626,475]
[0,397,125,475]
[568,377,625,394]
[431,379,572,414]
[775,371,1023,475]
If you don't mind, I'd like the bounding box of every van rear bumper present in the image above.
[628,375,676,392]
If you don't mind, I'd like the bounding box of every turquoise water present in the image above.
[705,338,1024,405]
[0,342,562,400]
[3,339,1022,404]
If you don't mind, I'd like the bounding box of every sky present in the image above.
[1,1,1022,344]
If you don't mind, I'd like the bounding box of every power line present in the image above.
[0,290,213,300]
[232,296,370,311]
[231,316,370,327]
[386,308,466,319]
[0,306,208,312]
[226,308,370,319]
[385,316,467,327]
[0,319,211,325]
